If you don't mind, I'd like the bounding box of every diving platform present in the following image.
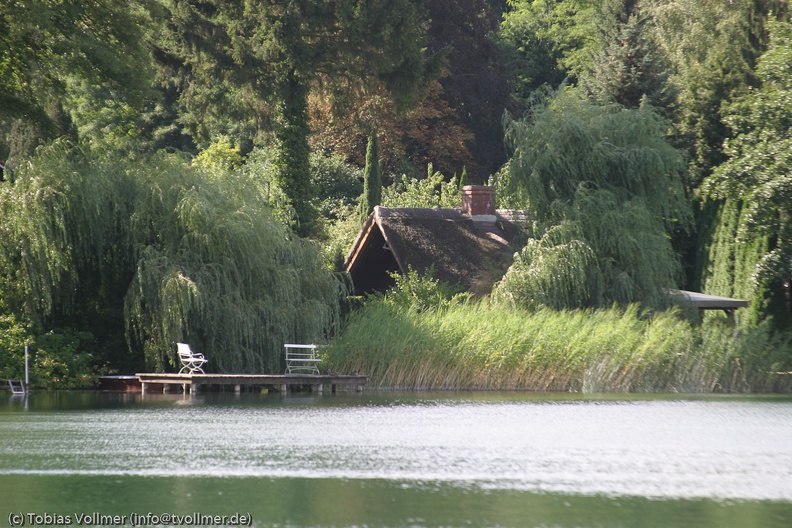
[136,373,366,395]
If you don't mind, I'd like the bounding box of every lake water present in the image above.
[1,391,791,527]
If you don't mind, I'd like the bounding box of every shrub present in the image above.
[32,328,97,389]
[0,313,34,381]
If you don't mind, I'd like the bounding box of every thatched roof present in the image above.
[345,206,526,296]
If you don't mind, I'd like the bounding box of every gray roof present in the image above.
[669,290,750,310]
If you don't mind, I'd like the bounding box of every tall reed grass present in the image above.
[325,301,792,392]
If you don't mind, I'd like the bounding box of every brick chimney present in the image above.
[461,185,496,217]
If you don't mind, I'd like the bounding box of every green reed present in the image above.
[325,300,792,392]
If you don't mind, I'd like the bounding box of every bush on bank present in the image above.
[0,315,98,389]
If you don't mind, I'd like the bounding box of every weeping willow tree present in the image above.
[696,18,792,328]
[493,88,691,309]
[493,222,599,309]
[694,200,772,326]
[0,142,343,373]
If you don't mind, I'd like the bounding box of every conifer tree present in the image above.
[0,1,152,158]
[583,13,673,109]
[644,0,786,187]
[360,130,382,223]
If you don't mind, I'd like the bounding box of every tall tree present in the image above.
[309,76,476,181]
[499,0,616,99]
[698,18,792,327]
[311,0,512,182]
[0,1,153,158]
[643,0,786,188]
[425,0,514,179]
[494,88,691,309]
[582,12,673,109]
[360,130,382,223]
[158,0,431,235]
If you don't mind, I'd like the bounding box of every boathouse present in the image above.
[345,186,752,314]
[344,186,528,296]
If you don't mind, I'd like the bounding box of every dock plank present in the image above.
[135,373,366,394]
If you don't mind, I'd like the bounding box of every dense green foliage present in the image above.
[154,0,432,234]
[309,152,363,223]
[0,144,343,378]
[583,12,672,109]
[500,0,609,97]
[0,314,99,389]
[695,199,773,327]
[644,0,784,187]
[694,18,792,329]
[0,314,32,382]
[0,1,153,139]
[382,165,462,209]
[494,89,690,309]
[496,1,787,322]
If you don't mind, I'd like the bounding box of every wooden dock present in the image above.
[136,373,366,395]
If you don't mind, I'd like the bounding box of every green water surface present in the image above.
[1,391,791,528]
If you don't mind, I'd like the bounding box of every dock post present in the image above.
[315,384,323,394]
[141,382,148,394]
[25,346,30,388]
[192,383,200,394]
[279,384,287,393]
[235,384,241,394]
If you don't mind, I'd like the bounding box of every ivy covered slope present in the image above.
[0,144,343,382]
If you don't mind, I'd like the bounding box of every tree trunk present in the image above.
[277,70,315,236]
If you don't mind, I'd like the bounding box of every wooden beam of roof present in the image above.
[345,207,407,276]
[344,213,377,274]
[374,207,407,275]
